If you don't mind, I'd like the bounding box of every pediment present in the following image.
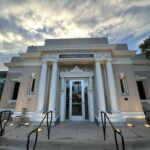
[60,66,93,77]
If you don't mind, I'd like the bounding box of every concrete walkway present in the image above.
[0,121,150,149]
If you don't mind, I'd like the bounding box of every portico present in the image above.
[34,52,122,123]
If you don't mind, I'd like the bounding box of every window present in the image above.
[12,81,20,100]
[119,73,128,95]
[27,73,36,94]
[137,81,146,100]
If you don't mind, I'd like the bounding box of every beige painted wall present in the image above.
[113,64,143,112]
[0,73,21,109]
[15,66,41,112]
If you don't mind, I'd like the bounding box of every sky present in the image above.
[0,0,150,70]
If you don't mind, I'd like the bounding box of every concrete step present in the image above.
[0,137,150,150]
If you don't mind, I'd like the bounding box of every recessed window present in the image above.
[12,81,20,100]
[119,73,128,95]
[137,81,146,100]
[27,73,36,94]
[31,78,35,92]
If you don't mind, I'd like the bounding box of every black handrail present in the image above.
[0,110,11,136]
[27,111,53,150]
[144,110,150,125]
[101,111,125,150]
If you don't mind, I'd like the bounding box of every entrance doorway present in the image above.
[66,80,89,121]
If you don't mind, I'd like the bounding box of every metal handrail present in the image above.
[27,111,53,150]
[144,110,150,125]
[101,111,125,150]
[0,110,11,136]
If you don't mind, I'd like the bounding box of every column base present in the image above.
[96,111,126,126]
[121,112,146,124]
[31,112,57,126]
[12,111,34,124]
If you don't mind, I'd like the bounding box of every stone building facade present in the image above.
[0,38,149,124]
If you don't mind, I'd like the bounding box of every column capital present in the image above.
[41,60,48,64]
[95,58,103,62]
[95,58,113,63]
[41,58,58,64]
[106,58,113,62]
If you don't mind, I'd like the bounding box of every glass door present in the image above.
[70,80,85,120]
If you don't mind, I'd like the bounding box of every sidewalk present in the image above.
[0,121,150,149]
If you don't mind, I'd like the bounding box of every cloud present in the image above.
[0,0,150,60]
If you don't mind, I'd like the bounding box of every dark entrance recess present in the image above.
[12,82,20,100]
[137,81,146,100]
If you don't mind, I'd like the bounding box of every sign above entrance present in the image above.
[59,54,94,58]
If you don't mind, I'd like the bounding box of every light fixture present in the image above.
[9,123,14,126]
[24,122,30,126]
[37,128,43,132]
[116,129,121,132]
[126,123,134,127]
[144,124,150,128]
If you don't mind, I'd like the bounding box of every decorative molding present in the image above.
[119,73,125,79]
[133,66,150,71]
[60,66,94,77]
[11,77,21,82]
[8,100,17,104]
[135,75,147,80]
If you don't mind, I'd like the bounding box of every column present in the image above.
[48,61,58,113]
[88,77,94,122]
[95,60,106,112]
[106,61,119,112]
[36,62,48,112]
[60,77,66,121]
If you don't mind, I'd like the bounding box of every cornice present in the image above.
[132,60,150,65]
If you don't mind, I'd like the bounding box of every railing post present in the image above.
[101,111,125,150]
[33,131,38,150]
[26,111,53,150]
[0,112,2,136]
[114,130,119,150]
[0,110,11,136]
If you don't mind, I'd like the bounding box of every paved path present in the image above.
[0,121,150,149]
[2,121,150,142]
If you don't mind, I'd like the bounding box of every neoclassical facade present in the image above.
[0,38,149,124]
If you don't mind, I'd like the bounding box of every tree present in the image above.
[139,36,150,59]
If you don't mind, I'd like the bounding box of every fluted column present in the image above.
[48,61,58,113]
[60,77,66,121]
[88,77,94,122]
[106,61,119,112]
[36,62,48,112]
[95,60,106,112]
